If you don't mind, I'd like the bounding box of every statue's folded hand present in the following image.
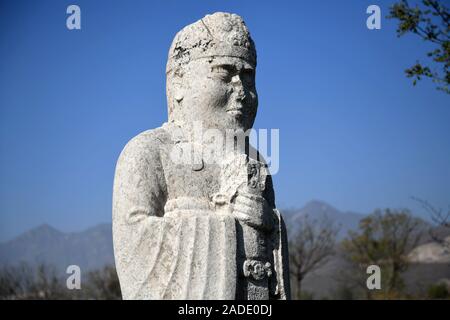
[232,192,273,231]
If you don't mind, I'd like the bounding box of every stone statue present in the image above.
[112,12,290,300]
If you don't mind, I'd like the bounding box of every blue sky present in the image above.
[0,0,449,241]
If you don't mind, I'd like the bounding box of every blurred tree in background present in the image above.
[0,263,66,299]
[84,266,121,300]
[342,209,425,298]
[412,197,450,250]
[289,214,339,299]
[388,0,449,93]
[427,282,450,299]
[0,263,121,300]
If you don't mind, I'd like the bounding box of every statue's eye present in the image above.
[211,66,233,82]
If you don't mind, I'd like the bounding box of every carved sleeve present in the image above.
[112,132,167,224]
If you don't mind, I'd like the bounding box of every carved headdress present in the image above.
[166,12,257,74]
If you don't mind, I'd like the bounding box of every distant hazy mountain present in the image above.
[282,200,365,239]
[0,223,114,275]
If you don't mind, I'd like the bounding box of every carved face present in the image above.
[171,56,258,131]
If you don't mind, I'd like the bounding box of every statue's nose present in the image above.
[231,75,246,101]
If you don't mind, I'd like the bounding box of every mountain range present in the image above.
[282,200,365,239]
[0,223,114,274]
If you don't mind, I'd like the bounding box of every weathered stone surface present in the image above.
[113,12,290,300]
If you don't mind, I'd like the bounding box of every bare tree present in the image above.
[0,263,68,300]
[84,265,121,300]
[289,214,339,299]
[0,263,121,300]
[412,197,450,249]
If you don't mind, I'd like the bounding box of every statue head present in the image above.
[166,12,258,132]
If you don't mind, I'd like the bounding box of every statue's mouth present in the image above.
[227,109,243,117]
[226,104,244,117]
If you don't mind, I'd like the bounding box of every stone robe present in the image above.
[112,123,290,299]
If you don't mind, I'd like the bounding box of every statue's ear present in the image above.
[167,67,185,121]
[172,67,184,103]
